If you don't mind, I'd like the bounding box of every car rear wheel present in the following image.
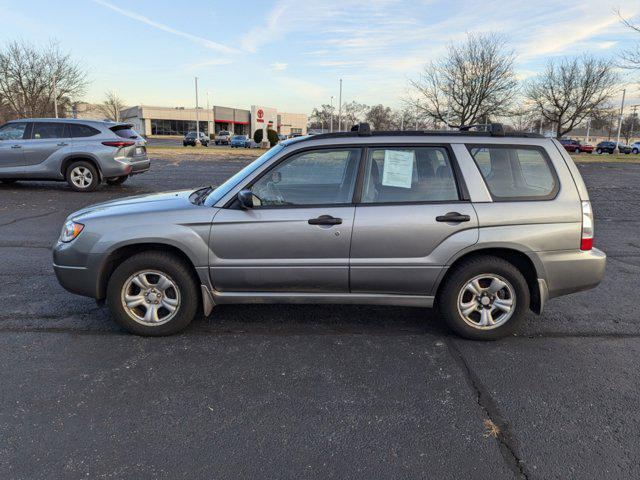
[574,148,580,153]
[438,256,529,340]
[596,148,602,154]
[633,148,639,154]
[106,251,199,336]
[106,175,128,186]
[66,161,99,192]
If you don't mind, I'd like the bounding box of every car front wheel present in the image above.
[66,161,99,192]
[106,251,199,336]
[596,148,602,154]
[574,148,580,153]
[438,256,529,340]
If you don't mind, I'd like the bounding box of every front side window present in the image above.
[468,146,558,200]
[0,122,27,140]
[32,122,66,140]
[250,148,361,207]
[361,147,459,203]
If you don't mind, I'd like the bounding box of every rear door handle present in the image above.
[11,145,21,149]
[57,142,68,147]
[436,212,471,223]
[308,215,342,225]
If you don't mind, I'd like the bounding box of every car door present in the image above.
[209,147,362,292]
[0,122,29,172]
[23,122,72,167]
[349,145,479,295]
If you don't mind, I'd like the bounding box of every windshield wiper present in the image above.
[191,186,214,205]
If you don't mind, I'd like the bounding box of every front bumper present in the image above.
[537,248,606,299]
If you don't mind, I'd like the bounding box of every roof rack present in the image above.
[305,122,543,141]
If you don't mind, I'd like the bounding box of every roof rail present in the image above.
[303,123,542,142]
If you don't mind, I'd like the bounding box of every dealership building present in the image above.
[120,105,307,138]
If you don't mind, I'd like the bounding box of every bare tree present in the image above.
[308,104,335,131]
[617,10,640,70]
[365,104,393,130]
[0,40,88,119]
[341,101,368,129]
[411,33,517,127]
[99,91,126,122]
[525,56,619,138]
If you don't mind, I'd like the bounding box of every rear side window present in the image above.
[468,145,558,201]
[32,122,66,139]
[111,125,139,139]
[69,123,100,138]
[361,147,459,203]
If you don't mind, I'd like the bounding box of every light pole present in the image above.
[53,74,58,118]
[338,79,342,131]
[330,96,334,133]
[415,101,420,130]
[195,77,200,139]
[615,89,626,154]
[585,117,591,143]
[629,104,639,145]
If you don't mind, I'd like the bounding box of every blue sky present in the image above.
[0,0,638,113]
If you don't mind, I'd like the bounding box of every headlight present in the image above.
[60,221,84,243]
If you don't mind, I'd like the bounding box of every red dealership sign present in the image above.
[256,108,264,123]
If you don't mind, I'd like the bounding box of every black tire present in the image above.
[0,179,18,184]
[65,160,99,192]
[596,148,602,154]
[106,251,199,336]
[633,148,639,154]
[106,175,128,186]
[437,256,530,340]
[183,142,187,147]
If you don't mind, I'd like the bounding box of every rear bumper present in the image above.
[537,248,606,299]
[129,158,150,175]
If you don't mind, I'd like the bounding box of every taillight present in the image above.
[102,141,135,148]
[581,201,594,251]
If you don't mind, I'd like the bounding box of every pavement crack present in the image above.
[0,210,58,228]
[445,338,530,480]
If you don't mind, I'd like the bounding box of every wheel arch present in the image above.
[96,242,202,302]
[435,247,544,314]
[61,154,104,181]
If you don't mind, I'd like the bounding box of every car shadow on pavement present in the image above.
[188,304,449,337]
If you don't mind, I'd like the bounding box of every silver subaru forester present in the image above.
[53,123,605,340]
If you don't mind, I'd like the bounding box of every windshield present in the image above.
[204,144,285,207]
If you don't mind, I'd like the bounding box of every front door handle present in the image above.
[11,145,21,149]
[57,142,69,147]
[308,215,342,225]
[436,212,471,223]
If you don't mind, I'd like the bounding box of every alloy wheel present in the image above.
[121,270,181,326]
[457,274,516,330]
[70,166,94,189]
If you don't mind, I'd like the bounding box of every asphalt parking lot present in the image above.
[1,154,639,479]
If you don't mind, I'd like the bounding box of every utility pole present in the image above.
[330,96,334,133]
[585,117,591,143]
[338,79,342,132]
[629,105,639,144]
[539,115,543,135]
[53,74,58,118]
[615,89,626,154]
[415,101,419,130]
[194,77,200,140]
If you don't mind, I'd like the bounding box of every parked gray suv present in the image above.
[53,124,605,339]
[0,118,149,191]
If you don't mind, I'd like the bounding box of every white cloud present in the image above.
[91,0,238,55]
[270,62,288,71]
[188,58,235,70]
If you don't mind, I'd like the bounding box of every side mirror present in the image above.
[237,189,254,209]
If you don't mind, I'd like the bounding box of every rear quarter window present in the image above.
[468,145,558,201]
[111,125,139,139]
[69,123,100,138]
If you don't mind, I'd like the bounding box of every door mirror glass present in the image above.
[237,189,254,209]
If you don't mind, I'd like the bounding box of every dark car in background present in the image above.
[595,141,631,154]
[230,135,250,148]
[183,131,209,147]
[560,139,593,154]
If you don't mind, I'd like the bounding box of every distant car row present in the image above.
[560,139,640,155]
[183,131,300,148]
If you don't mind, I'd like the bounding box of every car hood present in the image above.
[70,189,197,221]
